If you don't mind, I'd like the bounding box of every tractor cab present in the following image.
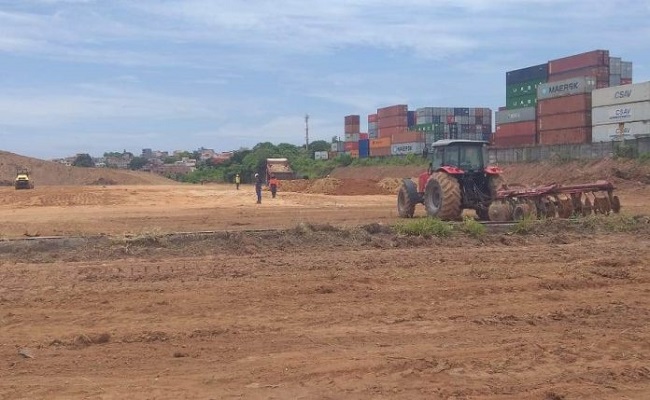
[418,140,496,193]
[429,139,488,173]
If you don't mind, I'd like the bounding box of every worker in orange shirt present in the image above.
[269,175,279,198]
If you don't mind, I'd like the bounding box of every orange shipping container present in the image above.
[538,127,591,145]
[392,131,424,144]
[379,126,408,137]
[537,93,591,117]
[370,146,391,157]
[538,112,591,131]
[370,137,391,148]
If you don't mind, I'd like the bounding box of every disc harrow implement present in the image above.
[488,181,620,221]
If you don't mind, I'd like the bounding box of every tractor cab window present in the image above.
[443,146,460,168]
[460,146,483,171]
[431,147,443,169]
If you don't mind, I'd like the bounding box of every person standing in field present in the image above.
[235,173,241,190]
[269,175,279,198]
[254,173,263,204]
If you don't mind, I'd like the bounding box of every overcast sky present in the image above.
[1,0,649,159]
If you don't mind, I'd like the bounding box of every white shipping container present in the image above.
[592,101,650,126]
[592,81,650,107]
[314,151,329,160]
[592,121,650,142]
[495,107,536,124]
[344,133,360,142]
[391,142,425,156]
[537,76,596,100]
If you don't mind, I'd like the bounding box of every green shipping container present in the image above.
[506,78,546,98]
[412,123,445,133]
[506,93,538,110]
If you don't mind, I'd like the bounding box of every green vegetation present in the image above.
[180,140,428,184]
[460,216,487,238]
[394,218,453,238]
[509,216,537,234]
[72,153,95,168]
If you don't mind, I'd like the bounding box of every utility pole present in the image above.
[305,114,310,153]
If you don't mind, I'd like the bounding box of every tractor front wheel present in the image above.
[397,184,416,218]
[424,172,461,220]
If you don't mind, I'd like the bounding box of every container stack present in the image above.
[548,50,609,89]
[377,104,408,139]
[368,114,378,139]
[496,49,634,148]
[493,107,537,147]
[537,77,596,145]
[344,115,360,143]
[369,137,392,157]
[413,107,492,145]
[592,81,650,142]
[506,63,548,110]
[621,61,633,85]
[358,138,370,158]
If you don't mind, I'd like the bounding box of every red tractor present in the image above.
[398,139,621,221]
[397,140,503,220]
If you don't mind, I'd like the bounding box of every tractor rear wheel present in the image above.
[424,172,461,220]
[397,184,416,218]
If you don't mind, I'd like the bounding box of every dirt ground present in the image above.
[1,159,650,399]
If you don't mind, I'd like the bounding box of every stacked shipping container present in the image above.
[413,107,492,145]
[537,77,596,145]
[497,49,634,148]
[344,115,361,143]
[493,107,537,147]
[506,63,548,110]
[591,81,650,141]
[368,114,378,139]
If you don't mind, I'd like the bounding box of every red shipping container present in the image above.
[379,126,408,137]
[495,121,537,137]
[344,141,359,151]
[377,105,408,118]
[548,50,609,74]
[492,134,537,148]
[538,127,591,145]
[368,114,378,123]
[359,133,369,140]
[621,78,633,85]
[498,106,507,111]
[377,115,408,128]
[475,108,484,117]
[344,124,360,134]
[446,115,455,123]
[370,146,391,157]
[344,115,360,125]
[538,112,591,131]
[391,131,424,144]
[548,66,609,83]
[537,93,591,117]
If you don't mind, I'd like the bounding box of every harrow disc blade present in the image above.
[593,196,612,215]
[556,196,574,219]
[611,196,621,214]
[488,202,512,222]
[582,197,592,216]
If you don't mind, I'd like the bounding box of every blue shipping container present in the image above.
[407,111,416,127]
[506,63,549,85]
[358,139,370,158]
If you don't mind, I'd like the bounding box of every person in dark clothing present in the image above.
[254,173,263,204]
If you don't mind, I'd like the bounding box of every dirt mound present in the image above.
[500,158,650,187]
[331,165,423,180]
[0,150,176,186]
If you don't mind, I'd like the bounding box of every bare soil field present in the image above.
[1,153,649,399]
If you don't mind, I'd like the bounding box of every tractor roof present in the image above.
[430,139,489,147]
